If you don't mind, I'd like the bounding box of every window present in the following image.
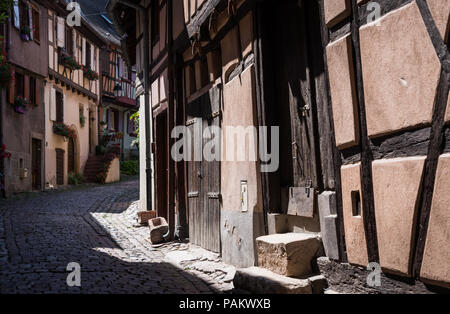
[85,42,91,69]
[65,27,73,55]
[55,90,64,123]
[29,76,37,106]
[19,1,29,31]
[127,112,137,137]
[15,72,25,97]
[32,6,40,42]
[351,191,362,217]
[151,0,160,45]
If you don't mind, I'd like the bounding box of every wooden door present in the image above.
[68,137,75,173]
[56,149,64,185]
[186,86,221,253]
[155,110,168,220]
[262,0,321,216]
[31,139,41,190]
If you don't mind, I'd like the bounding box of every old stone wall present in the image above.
[324,0,450,290]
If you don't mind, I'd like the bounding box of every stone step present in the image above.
[256,232,321,278]
[233,267,327,294]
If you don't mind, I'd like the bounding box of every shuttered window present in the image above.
[55,90,64,123]
[32,7,40,42]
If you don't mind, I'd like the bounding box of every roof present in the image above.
[64,0,122,45]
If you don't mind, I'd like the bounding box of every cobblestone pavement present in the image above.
[0,179,233,294]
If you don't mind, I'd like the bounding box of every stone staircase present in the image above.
[233,232,328,294]
[83,155,105,182]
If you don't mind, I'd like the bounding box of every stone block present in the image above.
[372,156,426,276]
[309,274,329,294]
[233,266,312,294]
[256,233,321,278]
[341,163,369,267]
[267,213,288,235]
[360,1,441,138]
[318,192,340,260]
[327,34,360,149]
[421,154,450,288]
[149,217,169,244]
[137,210,156,225]
[427,0,450,43]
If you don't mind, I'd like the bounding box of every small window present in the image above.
[32,7,40,42]
[351,191,362,217]
[55,90,64,123]
[65,27,73,55]
[85,42,91,69]
[29,76,37,106]
[15,72,25,97]
[19,1,29,31]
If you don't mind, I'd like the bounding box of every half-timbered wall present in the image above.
[323,0,450,289]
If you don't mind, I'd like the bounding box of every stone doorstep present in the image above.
[256,232,321,278]
[137,210,156,225]
[233,267,328,294]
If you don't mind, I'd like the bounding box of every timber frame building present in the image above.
[108,0,450,292]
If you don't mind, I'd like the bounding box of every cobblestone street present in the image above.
[0,179,233,294]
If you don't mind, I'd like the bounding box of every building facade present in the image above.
[43,1,102,187]
[0,0,47,196]
[109,0,450,292]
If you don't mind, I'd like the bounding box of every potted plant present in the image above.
[20,25,31,41]
[80,115,86,128]
[13,96,28,114]
[82,66,99,81]
[0,61,11,88]
[59,49,81,71]
[53,123,76,139]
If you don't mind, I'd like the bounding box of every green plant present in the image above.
[12,96,28,114]
[68,173,85,185]
[0,61,11,87]
[80,115,86,128]
[120,160,138,176]
[82,66,99,81]
[130,111,140,147]
[20,25,30,36]
[53,123,76,138]
[0,0,13,24]
[61,53,81,71]
[95,145,106,156]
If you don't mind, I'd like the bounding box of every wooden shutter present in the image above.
[13,1,20,29]
[32,8,40,41]
[8,67,15,104]
[50,87,56,121]
[35,79,40,106]
[24,75,30,101]
[56,17,65,48]
[90,46,95,71]
[82,38,86,65]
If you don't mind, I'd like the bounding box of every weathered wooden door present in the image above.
[68,137,75,173]
[31,139,41,190]
[186,86,221,253]
[262,0,321,217]
[56,148,64,185]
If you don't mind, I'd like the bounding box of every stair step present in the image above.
[256,232,321,278]
[234,267,314,294]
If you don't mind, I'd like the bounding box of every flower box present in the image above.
[53,123,76,139]
[12,96,29,114]
[82,66,99,81]
[59,49,81,71]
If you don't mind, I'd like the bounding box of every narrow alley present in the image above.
[0,180,233,294]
